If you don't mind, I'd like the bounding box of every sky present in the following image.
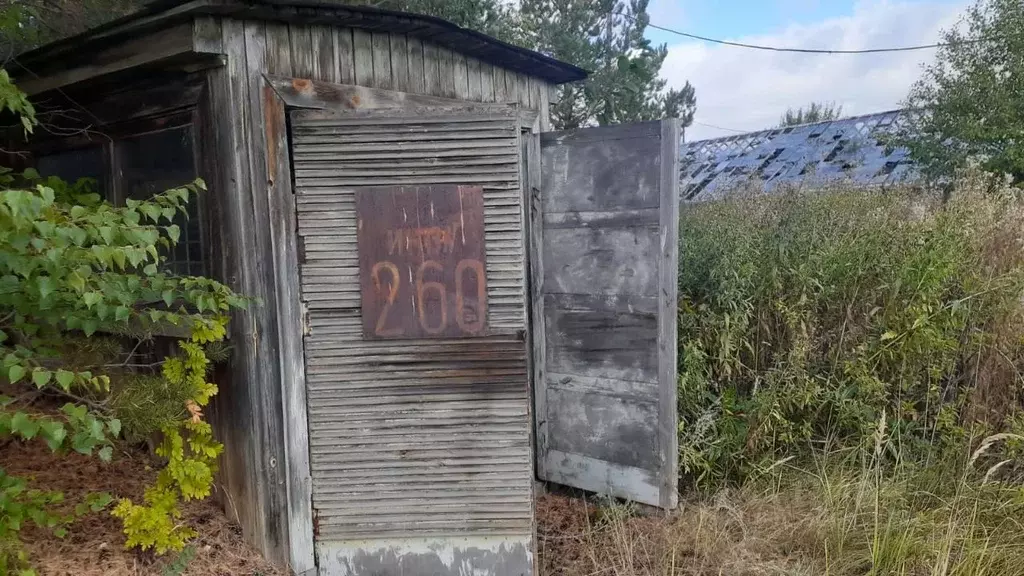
[649,0,970,141]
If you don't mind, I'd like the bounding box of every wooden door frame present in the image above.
[260,73,540,574]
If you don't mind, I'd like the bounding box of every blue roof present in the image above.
[680,110,920,201]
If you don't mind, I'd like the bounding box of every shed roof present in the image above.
[12,0,588,86]
[680,110,921,202]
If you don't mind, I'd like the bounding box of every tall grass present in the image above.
[542,428,1024,576]
[677,176,1024,489]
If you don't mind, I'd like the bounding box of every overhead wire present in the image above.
[613,11,970,54]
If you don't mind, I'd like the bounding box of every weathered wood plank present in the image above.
[504,69,517,105]
[542,450,660,505]
[542,209,660,229]
[517,73,531,108]
[542,227,659,297]
[422,41,441,96]
[266,75,463,112]
[538,79,551,131]
[480,62,495,103]
[192,15,222,54]
[263,22,291,76]
[311,24,339,83]
[288,24,315,78]
[546,386,658,468]
[263,81,318,575]
[541,128,662,213]
[242,19,280,558]
[389,34,410,92]
[352,29,374,87]
[656,119,681,510]
[467,57,482,102]
[215,16,262,554]
[544,305,658,382]
[493,67,508,103]
[406,36,425,94]
[438,47,457,99]
[371,31,393,90]
[453,53,470,100]
[335,27,356,84]
[530,78,543,114]
[525,125,547,480]
[19,22,194,95]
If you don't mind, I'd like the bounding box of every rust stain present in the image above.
[348,94,361,109]
[291,77,313,94]
[312,508,320,538]
[263,85,282,184]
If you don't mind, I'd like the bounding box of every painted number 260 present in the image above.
[371,259,486,337]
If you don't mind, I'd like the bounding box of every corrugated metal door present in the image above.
[289,106,534,576]
[533,121,680,510]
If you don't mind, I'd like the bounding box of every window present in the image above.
[119,126,204,277]
[36,146,107,193]
[30,123,206,277]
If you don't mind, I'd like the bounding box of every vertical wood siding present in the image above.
[260,21,551,111]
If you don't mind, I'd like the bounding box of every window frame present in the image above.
[30,108,210,277]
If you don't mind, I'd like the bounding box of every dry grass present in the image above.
[537,448,1024,576]
[538,488,824,576]
[2,433,283,576]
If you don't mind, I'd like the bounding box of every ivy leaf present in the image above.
[39,421,66,451]
[10,412,40,439]
[37,276,56,300]
[82,292,102,309]
[55,369,75,390]
[167,224,181,244]
[8,364,26,383]
[140,204,161,222]
[98,226,114,245]
[115,306,131,323]
[31,368,52,388]
[107,418,121,437]
[98,446,113,462]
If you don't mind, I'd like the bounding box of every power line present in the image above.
[691,120,748,134]
[617,11,966,54]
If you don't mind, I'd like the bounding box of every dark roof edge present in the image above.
[13,0,588,85]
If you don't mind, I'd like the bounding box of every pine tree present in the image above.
[519,0,695,129]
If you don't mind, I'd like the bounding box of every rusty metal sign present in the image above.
[355,185,489,339]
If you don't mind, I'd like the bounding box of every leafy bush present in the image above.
[0,68,246,572]
[677,176,1024,490]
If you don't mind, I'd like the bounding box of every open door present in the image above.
[532,120,680,509]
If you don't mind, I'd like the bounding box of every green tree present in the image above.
[778,101,843,127]
[895,0,1024,184]
[0,0,140,52]
[519,0,695,129]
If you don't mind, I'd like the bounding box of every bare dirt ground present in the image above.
[2,437,283,576]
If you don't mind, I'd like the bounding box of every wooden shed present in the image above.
[9,2,682,574]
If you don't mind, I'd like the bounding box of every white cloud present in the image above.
[662,0,968,141]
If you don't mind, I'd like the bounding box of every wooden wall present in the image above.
[194,14,554,575]
[257,21,551,125]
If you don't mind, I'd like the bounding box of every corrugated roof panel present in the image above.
[681,110,921,201]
